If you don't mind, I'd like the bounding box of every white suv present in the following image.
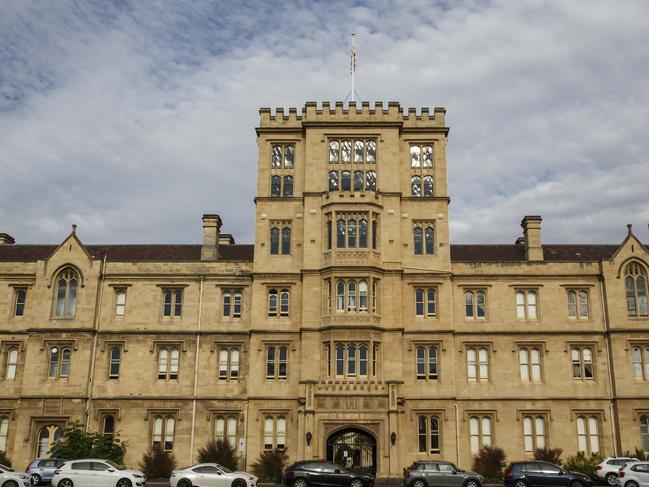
[52,459,146,487]
[595,458,639,486]
[618,461,649,487]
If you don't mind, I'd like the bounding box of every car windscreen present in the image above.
[218,464,232,473]
[0,464,14,472]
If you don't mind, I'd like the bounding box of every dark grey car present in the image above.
[404,461,484,487]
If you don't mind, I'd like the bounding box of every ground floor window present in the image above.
[418,415,440,454]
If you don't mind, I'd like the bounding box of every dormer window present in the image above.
[53,268,79,318]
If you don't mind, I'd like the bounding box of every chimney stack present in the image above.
[0,233,15,245]
[521,216,543,261]
[201,214,222,261]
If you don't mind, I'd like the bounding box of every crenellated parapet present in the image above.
[258,101,446,130]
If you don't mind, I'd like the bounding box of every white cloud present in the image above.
[0,0,647,245]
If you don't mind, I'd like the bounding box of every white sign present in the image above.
[239,438,245,453]
[343,450,348,458]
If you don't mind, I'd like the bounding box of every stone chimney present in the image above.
[201,214,222,261]
[0,233,15,245]
[521,215,543,261]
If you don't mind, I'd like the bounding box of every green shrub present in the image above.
[471,445,507,481]
[251,449,288,483]
[621,448,649,461]
[564,452,603,479]
[533,447,563,466]
[49,421,126,464]
[139,445,177,480]
[0,450,12,468]
[197,439,238,470]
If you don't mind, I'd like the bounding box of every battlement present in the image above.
[258,101,446,129]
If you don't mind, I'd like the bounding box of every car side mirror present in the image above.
[107,469,115,473]
[335,469,341,474]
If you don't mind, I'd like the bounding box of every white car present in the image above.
[51,459,146,487]
[619,461,649,487]
[0,463,31,487]
[595,457,639,486]
[170,463,258,487]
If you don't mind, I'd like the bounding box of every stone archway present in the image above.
[326,427,377,475]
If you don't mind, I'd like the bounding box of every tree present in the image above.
[197,439,238,470]
[49,421,126,464]
[139,445,177,480]
[251,449,288,483]
[534,447,563,466]
[0,450,12,468]
[564,452,604,479]
[471,445,507,481]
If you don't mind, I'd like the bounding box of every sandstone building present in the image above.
[1,102,648,477]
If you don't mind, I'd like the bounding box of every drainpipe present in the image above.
[599,266,620,455]
[189,276,205,465]
[84,254,106,432]
[450,275,460,467]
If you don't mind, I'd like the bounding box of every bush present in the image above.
[471,445,506,481]
[197,439,238,470]
[251,449,288,483]
[0,450,12,468]
[622,447,649,461]
[139,445,177,480]
[49,421,126,464]
[533,447,563,466]
[564,452,603,479]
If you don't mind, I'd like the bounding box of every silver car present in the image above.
[619,461,649,487]
[170,463,258,487]
[51,459,146,487]
[0,463,32,487]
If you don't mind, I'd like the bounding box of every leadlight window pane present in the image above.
[227,417,237,446]
[516,292,526,319]
[170,349,179,379]
[223,292,231,317]
[0,417,8,451]
[284,146,294,167]
[60,348,71,377]
[429,347,438,378]
[264,417,273,449]
[354,140,364,162]
[269,291,277,316]
[479,347,489,379]
[270,227,280,255]
[583,348,593,379]
[283,176,293,197]
[423,146,433,167]
[341,171,351,191]
[49,347,59,378]
[568,291,577,317]
[109,347,121,379]
[366,171,376,191]
[359,280,368,311]
[527,291,537,319]
[159,349,168,378]
[174,291,182,316]
[477,292,486,317]
[465,292,474,318]
[470,416,479,453]
[359,344,368,376]
[418,416,427,452]
[276,417,286,449]
[271,176,281,197]
[531,348,541,381]
[163,290,172,316]
[6,349,18,380]
[348,281,356,311]
[423,176,434,197]
[341,140,351,162]
[153,417,163,445]
[354,171,363,191]
[638,276,648,316]
[219,349,228,379]
[66,279,77,317]
[482,417,492,446]
[589,417,599,453]
[467,348,476,380]
[366,141,376,162]
[281,228,291,255]
[411,146,421,167]
[632,347,642,379]
[348,344,356,375]
[427,289,436,316]
[578,291,589,317]
[280,291,289,316]
[233,291,242,317]
[414,227,423,255]
[348,220,357,247]
[524,417,533,451]
[216,418,225,440]
[337,281,345,311]
[15,289,26,316]
[416,347,425,378]
[115,290,126,316]
[336,344,344,376]
[231,349,240,378]
[55,279,66,317]
[329,171,339,190]
[279,346,287,377]
[359,220,368,248]
[520,349,529,381]
[572,348,582,379]
[164,417,174,450]
[266,348,275,378]
[425,227,434,254]
[415,290,424,316]
[411,176,421,196]
[430,417,439,452]
[337,220,346,248]
[272,146,282,167]
[329,141,339,162]
[536,417,545,448]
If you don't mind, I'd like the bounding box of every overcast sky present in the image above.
[1,0,648,246]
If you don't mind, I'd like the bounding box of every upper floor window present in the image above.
[415,288,437,317]
[270,144,295,197]
[413,224,435,255]
[328,170,376,192]
[567,290,589,319]
[571,346,594,380]
[263,415,286,450]
[158,347,180,380]
[48,346,71,379]
[467,347,489,382]
[162,289,183,318]
[270,222,291,255]
[4,348,18,380]
[410,144,434,197]
[266,345,288,379]
[334,279,374,313]
[411,175,434,197]
[465,290,486,319]
[516,290,538,320]
[576,415,599,454]
[632,346,649,381]
[102,415,116,436]
[519,347,542,382]
[223,290,242,318]
[626,263,648,317]
[215,415,238,447]
[326,342,374,378]
[272,144,294,168]
[109,346,121,380]
[410,144,434,168]
[0,416,8,451]
[418,415,440,454]
[329,139,376,164]
[54,268,79,318]
[416,345,438,380]
[469,415,492,454]
[268,289,289,317]
[523,415,546,451]
[152,415,175,451]
[14,288,26,317]
[218,347,240,380]
[114,289,126,317]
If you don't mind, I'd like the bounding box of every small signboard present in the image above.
[239,438,245,453]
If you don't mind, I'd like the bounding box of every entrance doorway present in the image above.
[326,428,377,475]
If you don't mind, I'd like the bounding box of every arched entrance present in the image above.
[326,428,377,475]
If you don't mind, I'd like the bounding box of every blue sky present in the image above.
[1,0,648,245]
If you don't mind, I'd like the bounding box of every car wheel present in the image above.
[178,479,192,487]
[116,479,132,487]
[513,480,528,487]
[3,480,19,487]
[232,479,247,487]
[58,480,74,487]
[570,481,583,487]
[464,480,481,487]
[413,479,427,487]
[606,474,618,486]
[293,478,309,487]
[30,474,42,486]
[624,482,639,487]
[350,479,364,487]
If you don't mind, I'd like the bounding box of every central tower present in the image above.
[251,101,450,475]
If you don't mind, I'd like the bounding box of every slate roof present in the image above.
[450,244,620,262]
